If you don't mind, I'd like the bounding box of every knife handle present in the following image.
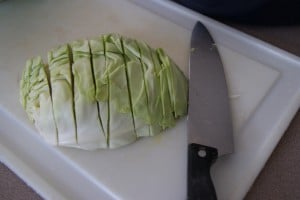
[187,143,218,200]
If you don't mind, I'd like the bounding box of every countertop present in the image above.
[1,15,300,200]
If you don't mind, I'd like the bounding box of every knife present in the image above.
[187,22,234,200]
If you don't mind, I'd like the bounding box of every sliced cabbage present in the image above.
[48,45,77,146]
[104,34,137,148]
[20,56,58,145]
[121,36,150,137]
[136,41,163,136]
[156,48,188,118]
[20,34,188,150]
[71,39,107,149]
[90,36,109,144]
[152,47,175,129]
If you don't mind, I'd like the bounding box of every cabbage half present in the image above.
[20,34,188,150]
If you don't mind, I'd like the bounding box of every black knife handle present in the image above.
[187,143,218,200]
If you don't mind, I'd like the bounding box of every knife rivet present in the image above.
[198,149,207,157]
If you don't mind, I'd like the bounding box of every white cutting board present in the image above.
[1,0,300,200]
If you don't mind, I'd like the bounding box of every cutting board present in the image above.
[1,0,300,199]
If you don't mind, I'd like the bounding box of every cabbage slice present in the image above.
[90,36,109,145]
[151,47,175,129]
[121,37,150,137]
[156,48,188,118]
[20,57,58,145]
[104,34,137,148]
[71,39,107,149]
[134,41,161,136]
[48,45,77,146]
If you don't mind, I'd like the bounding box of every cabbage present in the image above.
[20,56,58,145]
[20,34,188,149]
[121,36,150,137]
[137,41,163,136]
[157,48,188,118]
[71,39,107,149]
[104,34,137,148]
[90,36,109,144]
[48,45,77,146]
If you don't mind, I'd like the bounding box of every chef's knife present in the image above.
[187,22,234,200]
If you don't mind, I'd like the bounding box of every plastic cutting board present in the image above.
[1,0,300,199]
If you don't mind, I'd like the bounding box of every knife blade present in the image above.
[187,22,234,200]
